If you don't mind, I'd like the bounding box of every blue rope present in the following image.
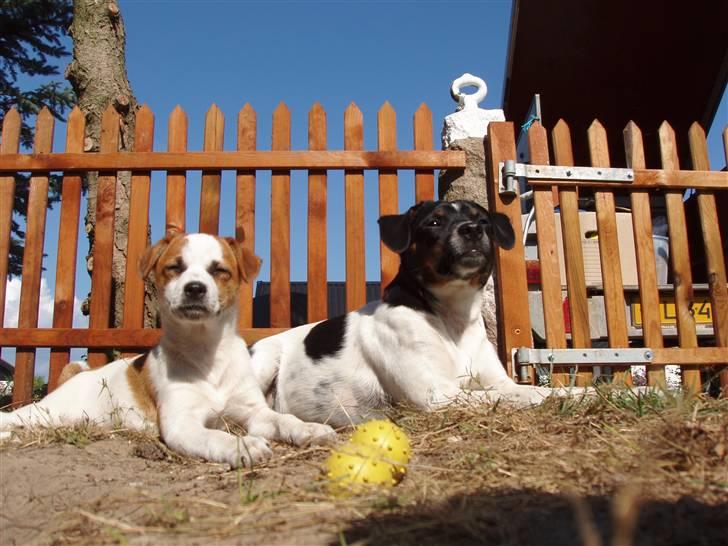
[520,114,540,133]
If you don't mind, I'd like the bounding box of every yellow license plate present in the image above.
[631,298,713,326]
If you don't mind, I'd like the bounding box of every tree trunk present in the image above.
[66,0,155,329]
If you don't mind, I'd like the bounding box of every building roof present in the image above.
[253,281,382,327]
[503,0,728,167]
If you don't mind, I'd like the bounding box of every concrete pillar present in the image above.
[439,73,506,350]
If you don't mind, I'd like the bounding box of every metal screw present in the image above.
[566,170,572,177]
[644,350,653,361]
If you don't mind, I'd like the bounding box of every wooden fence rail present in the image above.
[0,102,463,405]
[488,120,728,395]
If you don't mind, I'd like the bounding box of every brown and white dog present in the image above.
[251,200,592,427]
[0,232,334,467]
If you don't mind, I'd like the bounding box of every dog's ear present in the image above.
[488,212,516,250]
[378,212,413,254]
[138,229,182,280]
[224,237,262,283]
[378,202,426,254]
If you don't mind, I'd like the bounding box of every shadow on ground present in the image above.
[338,489,728,546]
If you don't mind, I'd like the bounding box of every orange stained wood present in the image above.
[688,123,728,394]
[1,327,288,349]
[236,104,257,330]
[588,120,630,385]
[0,150,466,172]
[121,105,154,337]
[623,121,665,388]
[48,107,86,390]
[414,103,435,203]
[344,102,366,311]
[527,122,568,386]
[658,122,700,392]
[199,104,224,234]
[551,120,592,385]
[307,102,328,323]
[13,108,54,404]
[270,103,291,327]
[166,106,188,233]
[87,106,121,368]
[0,108,20,327]
[486,122,532,376]
[378,102,399,294]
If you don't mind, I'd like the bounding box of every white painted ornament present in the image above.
[442,73,505,149]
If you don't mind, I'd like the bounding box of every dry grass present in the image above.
[1,388,727,545]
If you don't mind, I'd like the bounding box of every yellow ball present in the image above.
[325,443,399,496]
[348,419,411,477]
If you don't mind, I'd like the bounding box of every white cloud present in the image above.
[3,277,87,329]
[3,277,88,380]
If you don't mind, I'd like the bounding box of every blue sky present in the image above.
[3,0,727,378]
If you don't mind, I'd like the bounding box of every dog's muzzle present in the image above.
[174,281,214,320]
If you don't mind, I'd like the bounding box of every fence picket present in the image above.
[87,106,121,368]
[199,104,224,234]
[307,102,328,322]
[344,103,366,311]
[166,106,188,233]
[658,122,700,391]
[121,105,154,338]
[236,104,256,330]
[551,120,592,385]
[270,103,291,327]
[0,108,20,327]
[413,103,435,203]
[13,109,54,404]
[378,102,398,293]
[688,123,728,394]
[48,108,85,390]
[623,121,665,387]
[527,122,568,385]
[588,120,630,384]
[486,122,532,376]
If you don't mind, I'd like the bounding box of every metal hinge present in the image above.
[499,161,635,197]
[515,347,653,383]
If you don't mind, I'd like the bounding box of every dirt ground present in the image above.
[1,390,727,546]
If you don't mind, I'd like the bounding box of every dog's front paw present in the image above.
[292,422,337,447]
[231,435,272,468]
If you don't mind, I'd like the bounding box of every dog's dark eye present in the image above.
[427,218,442,227]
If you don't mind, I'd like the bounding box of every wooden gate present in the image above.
[487,119,728,394]
[0,103,465,405]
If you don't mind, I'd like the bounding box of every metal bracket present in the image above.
[517,347,654,365]
[516,348,654,383]
[499,161,635,197]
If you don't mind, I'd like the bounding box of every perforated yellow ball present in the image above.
[325,443,398,496]
[348,419,411,478]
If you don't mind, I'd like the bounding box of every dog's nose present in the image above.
[184,281,207,300]
[457,222,483,241]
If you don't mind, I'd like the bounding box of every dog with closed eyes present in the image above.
[0,231,334,467]
[251,200,587,427]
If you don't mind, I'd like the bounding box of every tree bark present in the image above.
[66,0,154,329]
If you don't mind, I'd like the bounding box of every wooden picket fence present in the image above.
[487,120,728,393]
[0,102,465,405]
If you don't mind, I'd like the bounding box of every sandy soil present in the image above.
[1,394,727,545]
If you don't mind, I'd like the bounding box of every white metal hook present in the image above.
[450,73,488,111]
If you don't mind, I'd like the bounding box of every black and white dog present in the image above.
[251,200,578,427]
